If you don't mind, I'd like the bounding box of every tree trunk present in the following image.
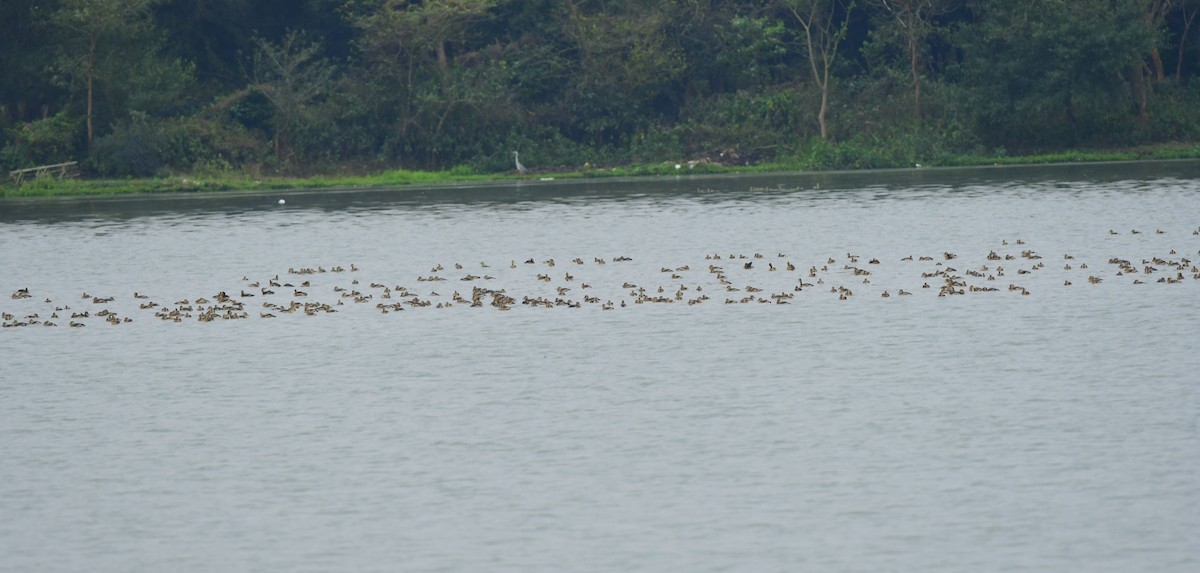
[436,39,450,86]
[910,37,922,120]
[1177,36,1188,80]
[818,83,829,140]
[403,54,414,135]
[1130,62,1149,126]
[800,13,829,140]
[1178,7,1197,80]
[1065,93,1079,144]
[1150,48,1165,81]
[86,34,96,157]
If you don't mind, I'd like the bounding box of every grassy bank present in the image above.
[4,143,1199,199]
[0,168,502,198]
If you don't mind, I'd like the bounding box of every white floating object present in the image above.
[278,199,286,205]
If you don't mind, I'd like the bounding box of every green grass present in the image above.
[5,143,1199,199]
[935,143,1200,167]
[0,168,502,198]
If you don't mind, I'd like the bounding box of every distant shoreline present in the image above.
[4,144,1199,200]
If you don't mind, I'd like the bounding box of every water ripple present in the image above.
[2,161,1199,572]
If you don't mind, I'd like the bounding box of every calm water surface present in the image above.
[2,162,1199,572]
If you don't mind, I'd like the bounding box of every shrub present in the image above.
[1144,79,1200,143]
[90,114,269,177]
[0,112,80,172]
[89,113,172,177]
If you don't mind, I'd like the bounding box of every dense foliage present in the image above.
[3,0,1200,177]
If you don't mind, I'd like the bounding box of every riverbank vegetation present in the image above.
[4,0,1200,197]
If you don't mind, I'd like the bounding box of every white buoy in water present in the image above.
[278,199,286,205]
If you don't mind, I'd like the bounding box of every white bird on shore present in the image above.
[512,151,528,174]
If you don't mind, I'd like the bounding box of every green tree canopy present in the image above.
[959,0,1156,147]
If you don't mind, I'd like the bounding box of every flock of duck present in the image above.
[3,229,1198,328]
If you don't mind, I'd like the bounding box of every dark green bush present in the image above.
[90,114,269,177]
[1144,79,1200,142]
[89,113,171,177]
[0,112,79,172]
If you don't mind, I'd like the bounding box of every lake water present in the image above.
[2,162,1199,572]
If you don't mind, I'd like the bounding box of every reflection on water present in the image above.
[1,161,1199,572]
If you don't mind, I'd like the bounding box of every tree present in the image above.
[0,0,64,129]
[252,30,337,164]
[779,0,856,140]
[959,0,1156,147]
[52,0,157,156]
[1140,0,1176,81]
[871,0,951,120]
[348,0,515,167]
[153,0,353,91]
[1176,0,1200,78]
[558,0,686,145]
